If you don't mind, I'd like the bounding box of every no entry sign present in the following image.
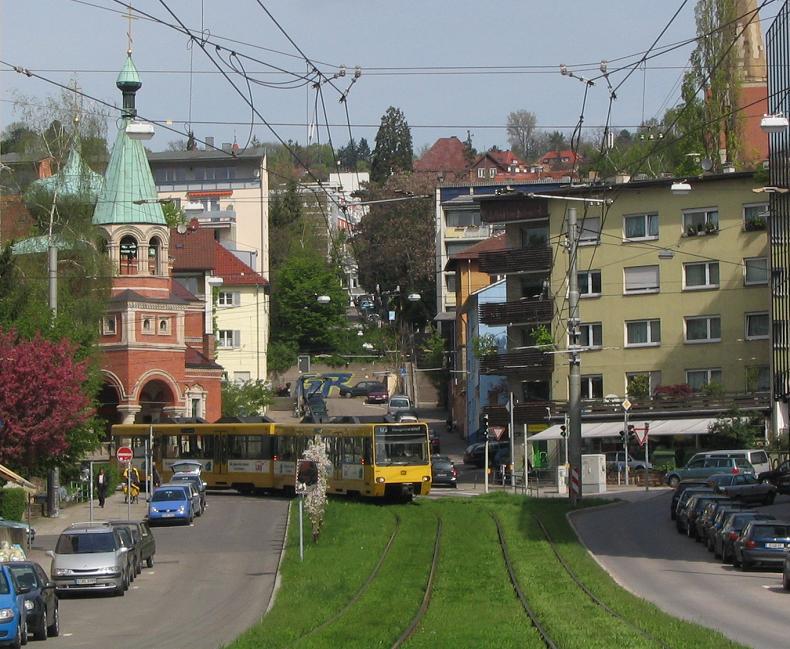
[116,446,133,463]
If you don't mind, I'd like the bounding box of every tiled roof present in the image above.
[185,345,222,369]
[170,229,216,271]
[213,241,267,286]
[539,149,581,162]
[445,233,507,269]
[109,288,190,305]
[170,280,201,302]
[414,137,468,172]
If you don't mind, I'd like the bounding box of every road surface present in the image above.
[572,490,790,649]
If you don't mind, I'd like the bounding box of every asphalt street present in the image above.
[27,492,289,649]
[572,490,790,649]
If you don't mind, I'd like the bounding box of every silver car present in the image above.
[48,524,129,596]
[170,473,207,510]
[160,482,202,517]
[387,395,414,418]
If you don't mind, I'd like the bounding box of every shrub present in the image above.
[0,488,27,522]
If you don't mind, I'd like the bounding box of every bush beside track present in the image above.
[224,495,745,649]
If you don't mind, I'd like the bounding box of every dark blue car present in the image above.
[6,561,59,640]
[734,520,790,570]
[0,564,27,648]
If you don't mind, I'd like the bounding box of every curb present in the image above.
[265,499,291,616]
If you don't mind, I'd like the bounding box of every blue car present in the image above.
[0,564,26,648]
[148,486,193,525]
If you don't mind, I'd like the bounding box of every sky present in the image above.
[0,1,779,156]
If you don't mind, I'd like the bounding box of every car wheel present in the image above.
[21,617,27,645]
[46,605,59,637]
[783,571,790,591]
[10,618,21,649]
[33,609,47,641]
[136,559,142,576]
[668,475,680,488]
[764,492,776,506]
[115,583,125,597]
[740,559,752,571]
[732,552,741,568]
[146,555,154,569]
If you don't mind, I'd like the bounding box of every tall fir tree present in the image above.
[370,107,413,184]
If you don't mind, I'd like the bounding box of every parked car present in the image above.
[695,499,737,544]
[0,563,27,647]
[169,460,203,475]
[109,520,155,570]
[339,381,388,403]
[387,395,414,418]
[48,523,129,596]
[463,443,485,465]
[718,474,777,505]
[170,472,207,510]
[715,512,775,562]
[428,431,440,454]
[704,504,752,552]
[5,561,59,640]
[394,411,419,424]
[670,480,711,520]
[759,459,790,494]
[148,486,194,525]
[112,525,138,582]
[466,441,509,469]
[430,455,457,488]
[605,451,652,472]
[674,487,713,531]
[682,494,730,539]
[733,520,790,570]
[691,449,771,475]
[664,456,755,488]
[161,482,202,517]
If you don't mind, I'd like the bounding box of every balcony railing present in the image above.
[480,197,548,224]
[444,224,492,239]
[478,245,552,275]
[195,209,236,227]
[483,401,552,427]
[479,297,553,326]
[480,348,554,376]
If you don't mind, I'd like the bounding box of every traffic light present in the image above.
[296,460,318,488]
[481,413,490,440]
[628,424,636,436]
[619,430,625,441]
[560,425,567,438]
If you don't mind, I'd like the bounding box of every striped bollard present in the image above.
[570,466,581,503]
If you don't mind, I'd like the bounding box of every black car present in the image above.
[715,512,775,562]
[759,459,790,494]
[429,431,440,454]
[695,499,737,544]
[339,381,387,399]
[466,441,509,468]
[734,520,790,570]
[109,520,156,572]
[670,480,711,520]
[675,488,714,532]
[6,561,59,640]
[431,455,457,488]
[703,504,750,551]
[684,494,729,539]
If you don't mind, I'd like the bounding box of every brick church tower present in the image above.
[96,54,222,425]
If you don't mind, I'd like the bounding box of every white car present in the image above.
[605,451,652,472]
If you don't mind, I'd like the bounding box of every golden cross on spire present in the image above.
[126,2,135,55]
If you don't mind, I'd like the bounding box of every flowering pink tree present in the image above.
[0,328,92,470]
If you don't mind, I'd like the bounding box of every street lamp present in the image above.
[316,295,331,304]
[407,293,421,302]
[761,113,789,134]
[670,181,692,196]
[125,120,155,140]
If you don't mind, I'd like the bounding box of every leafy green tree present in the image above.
[707,408,762,449]
[221,380,273,417]
[370,107,413,184]
[356,137,371,164]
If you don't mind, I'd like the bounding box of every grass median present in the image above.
[225,494,747,649]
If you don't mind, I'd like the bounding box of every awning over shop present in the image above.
[0,464,37,494]
[526,417,716,442]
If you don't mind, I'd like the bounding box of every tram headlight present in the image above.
[422,476,431,482]
[375,477,385,483]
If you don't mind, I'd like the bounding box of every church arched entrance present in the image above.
[136,379,176,423]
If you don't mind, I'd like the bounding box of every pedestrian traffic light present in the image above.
[560,425,567,438]
[628,424,636,435]
[619,430,625,441]
[296,460,318,488]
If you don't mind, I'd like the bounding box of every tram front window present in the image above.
[374,426,428,465]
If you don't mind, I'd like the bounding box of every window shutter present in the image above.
[233,330,241,347]
[233,292,241,306]
[625,266,659,291]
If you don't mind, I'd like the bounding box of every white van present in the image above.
[688,449,771,475]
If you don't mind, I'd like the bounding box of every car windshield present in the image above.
[172,475,200,489]
[368,384,385,392]
[56,532,116,554]
[433,459,452,470]
[374,425,428,465]
[753,525,790,538]
[152,488,187,502]
[390,399,410,408]
[9,566,37,591]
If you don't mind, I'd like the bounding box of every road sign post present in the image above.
[117,446,133,520]
[622,398,631,486]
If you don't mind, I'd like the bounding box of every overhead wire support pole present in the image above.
[566,206,582,505]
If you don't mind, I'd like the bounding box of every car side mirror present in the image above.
[119,546,129,553]
[17,586,31,595]
[43,582,56,590]
[45,550,54,559]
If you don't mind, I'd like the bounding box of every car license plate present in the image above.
[766,542,785,549]
[163,513,175,518]
[75,578,96,585]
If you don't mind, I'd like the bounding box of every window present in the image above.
[745,312,769,340]
[581,375,603,399]
[579,323,602,349]
[625,319,661,347]
[234,371,251,385]
[489,168,496,178]
[158,317,170,335]
[218,291,240,307]
[477,168,485,178]
[685,316,721,343]
[217,330,240,348]
[579,216,601,244]
[744,257,768,285]
[683,207,718,234]
[102,316,116,335]
[624,265,659,293]
[142,317,153,334]
[626,371,662,396]
[445,273,457,293]
[520,224,549,248]
[743,203,768,230]
[683,261,719,289]
[191,398,202,420]
[746,366,770,392]
[624,213,658,240]
[686,368,722,391]
[446,210,481,228]
[578,270,601,297]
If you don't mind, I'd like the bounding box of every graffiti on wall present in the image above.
[300,372,389,397]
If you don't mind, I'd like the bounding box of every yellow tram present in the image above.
[111,421,432,498]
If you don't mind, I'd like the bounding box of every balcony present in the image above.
[194,209,236,228]
[479,297,553,326]
[479,197,548,224]
[480,348,554,377]
[483,401,552,427]
[444,224,493,240]
[478,245,551,275]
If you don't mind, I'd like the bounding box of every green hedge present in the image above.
[0,488,27,522]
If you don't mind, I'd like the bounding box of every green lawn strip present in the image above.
[404,500,544,649]
[225,500,396,649]
[532,499,747,649]
[494,497,658,649]
[297,502,437,649]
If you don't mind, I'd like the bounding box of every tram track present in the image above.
[391,515,442,649]
[533,516,669,649]
[295,512,402,644]
[491,513,558,649]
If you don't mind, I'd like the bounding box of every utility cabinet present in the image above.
[582,454,607,494]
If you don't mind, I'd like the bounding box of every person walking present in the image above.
[96,468,108,508]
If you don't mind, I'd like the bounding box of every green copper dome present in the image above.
[116,54,141,90]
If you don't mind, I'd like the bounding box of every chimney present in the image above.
[38,158,53,179]
[205,136,214,151]
[203,332,216,361]
[222,142,232,153]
